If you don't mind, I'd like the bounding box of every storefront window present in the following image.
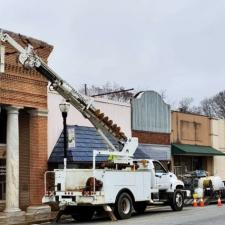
[173,155,206,177]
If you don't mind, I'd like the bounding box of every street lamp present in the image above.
[59,101,70,169]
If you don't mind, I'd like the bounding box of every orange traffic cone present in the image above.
[199,198,204,207]
[193,198,198,207]
[217,197,222,207]
[199,198,205,207]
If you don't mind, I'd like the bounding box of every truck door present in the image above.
[153,161,170,190]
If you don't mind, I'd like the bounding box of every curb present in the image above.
[0,212,58,225]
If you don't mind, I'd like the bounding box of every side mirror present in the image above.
[167,161,171,172]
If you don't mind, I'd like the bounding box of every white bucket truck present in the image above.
[45,155,187,221]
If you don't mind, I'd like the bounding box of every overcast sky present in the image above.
[1,0,225,106]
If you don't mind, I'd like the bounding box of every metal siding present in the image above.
[132,91,170,133]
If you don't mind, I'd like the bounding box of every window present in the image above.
[153,161,167,173]
[180,120,201,142]
[0,108,7,144]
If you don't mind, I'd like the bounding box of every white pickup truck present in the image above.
[43,154,189,221]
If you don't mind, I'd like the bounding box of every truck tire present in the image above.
[114,192,133,219]
[170,190,184,211]
[134,202,147,214]
[72,207,94,222]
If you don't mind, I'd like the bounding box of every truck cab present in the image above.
[153,160,184,192]
[153,160,171,190]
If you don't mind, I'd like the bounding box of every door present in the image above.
[153,161,170,190]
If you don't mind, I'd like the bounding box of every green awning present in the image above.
[172,144,225,156]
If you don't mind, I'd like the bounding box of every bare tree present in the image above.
[199,98,217,118]
[178,97,194,113]
[212,91,225,118]
[79,82,134,102]
[186,90,225,119]
[190,105,203,115]
[177,97,203,115]
[159,89,167,101]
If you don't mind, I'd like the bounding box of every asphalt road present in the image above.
[39,205,225,225]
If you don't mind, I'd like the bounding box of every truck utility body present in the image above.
[54,167,152,205]
[44,153,188,220]
[0,31,190,221]
[49,159,180,205]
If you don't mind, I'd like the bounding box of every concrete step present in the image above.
[0,211,57,225]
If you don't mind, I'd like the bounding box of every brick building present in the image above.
[0,30,53,212]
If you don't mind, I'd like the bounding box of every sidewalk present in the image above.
[0,211,58,225]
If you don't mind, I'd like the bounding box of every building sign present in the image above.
[67,127,75,149]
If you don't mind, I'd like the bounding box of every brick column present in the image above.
[28,109,48,206]
[4,106,21,213]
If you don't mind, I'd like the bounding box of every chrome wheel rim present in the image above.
[176,193,183,207]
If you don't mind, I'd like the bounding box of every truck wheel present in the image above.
[115,192,133,219]
[134,202,147,214]
[170,190,184,211]
[72,207,94,222]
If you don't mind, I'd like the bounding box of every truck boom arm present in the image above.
[0,31,138,157]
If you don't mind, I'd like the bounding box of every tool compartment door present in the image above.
[102,170,151,203]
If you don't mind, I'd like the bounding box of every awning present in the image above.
[134,144,171,160]
[172,144,225,156]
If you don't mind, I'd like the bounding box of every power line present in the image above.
[91,88,134,97]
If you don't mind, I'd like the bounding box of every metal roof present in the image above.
[134,144,171,160]
[48,125,111,164]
